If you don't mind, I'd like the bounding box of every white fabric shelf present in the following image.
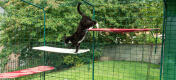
[32,46,90,54]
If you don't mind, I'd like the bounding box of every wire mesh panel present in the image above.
[93,44,161,80]
[90,0,163,80]
[0,0,48,80]
[0,0,164,80]
[163,0,176,80]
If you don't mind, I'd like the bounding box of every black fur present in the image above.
[64,2,97,53]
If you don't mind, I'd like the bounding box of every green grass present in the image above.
[30,61,160,80]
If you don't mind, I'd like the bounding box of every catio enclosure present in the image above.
[0,0,173,80]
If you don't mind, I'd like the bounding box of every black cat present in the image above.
[64,2,98,53]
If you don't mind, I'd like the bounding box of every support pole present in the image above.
[92,7,95,80]
[160,0,167,80]
[82,1,95,80]
[20,0,46,80]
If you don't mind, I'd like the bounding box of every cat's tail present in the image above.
[77,2,84,16]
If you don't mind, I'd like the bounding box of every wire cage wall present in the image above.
[0,0,166,80]
[162,0,176,80]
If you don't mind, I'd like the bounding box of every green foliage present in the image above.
[0,0,163,45]
[146,34,162,44]
[46,53,64,69]
[133,32,162,44]
[63,50,102,67]
[94,0,163,44]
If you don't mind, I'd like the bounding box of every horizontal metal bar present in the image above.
[21,0,43,9]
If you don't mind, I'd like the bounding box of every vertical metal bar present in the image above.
[160,0,167,80]
[155,32,158,54]
[82,1,95,80]
[43,8,46,80]
[20,0,46,80]
[150,31,158,54]
[92,6,95,80]
[43,9,46,46]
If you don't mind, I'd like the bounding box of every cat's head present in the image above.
[81,16,97,29]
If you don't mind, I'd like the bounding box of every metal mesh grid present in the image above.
[162,0,176,80]
[0,0,165,80]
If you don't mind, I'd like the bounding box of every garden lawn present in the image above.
[31,61,160,80]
